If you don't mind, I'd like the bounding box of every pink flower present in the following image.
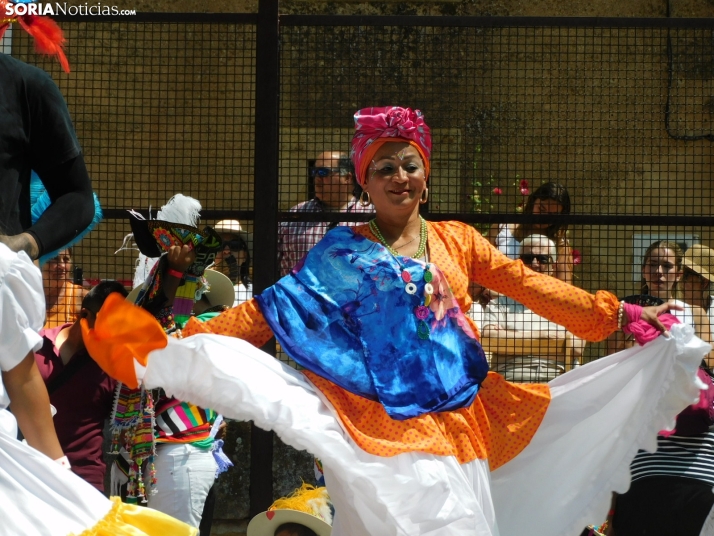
[572,249,582,265]
[492,187,503,195]
[519,179,530,196]
[427,269,458,321]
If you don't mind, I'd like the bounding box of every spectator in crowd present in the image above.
[34,280,126,491]
[120,208,228,528]
[676,244,714,349]
[608,240,711,355]
[482,234,585,381]
[640,240,684,300]
[278,150,373,276]
[43,247,87,329]
[247,484,332,536]
[487,182,574,284]
[210,219,252,305]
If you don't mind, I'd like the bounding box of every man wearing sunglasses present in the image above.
[482,234,586,382]
[278,150,374,276]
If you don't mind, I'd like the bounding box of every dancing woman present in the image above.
[84,107,708,536]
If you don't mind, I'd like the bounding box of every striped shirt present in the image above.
[155,397,217,448]
[630,431,714,486]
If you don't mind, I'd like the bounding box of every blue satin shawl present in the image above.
[255,227,489,420]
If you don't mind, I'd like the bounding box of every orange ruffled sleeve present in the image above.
[182,297,273,347]
[430,222,620,342]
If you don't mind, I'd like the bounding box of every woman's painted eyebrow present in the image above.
[374,154,419,161]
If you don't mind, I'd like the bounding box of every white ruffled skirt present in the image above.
[141,324,708,536]
[0,426,113,536]
[0,422,198,536]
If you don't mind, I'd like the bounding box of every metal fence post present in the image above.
[250,0,280,517]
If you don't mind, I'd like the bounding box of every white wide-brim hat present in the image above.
[214,219,252,246]
[247,508,332,536]
[201,268,236,307]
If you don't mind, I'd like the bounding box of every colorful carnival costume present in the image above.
[84,223,708,536]
[112,199,227,529]
[0,243,196,536]
[82,107,709,536]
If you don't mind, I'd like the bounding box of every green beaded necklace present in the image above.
[369,217,428,259]
[369,216,433,340]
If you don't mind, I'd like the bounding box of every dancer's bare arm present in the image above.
[4,352,63,460]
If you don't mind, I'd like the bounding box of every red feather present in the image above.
[17,15,70,73]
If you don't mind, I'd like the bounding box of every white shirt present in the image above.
[234,283,253,306]
[483,296,567,335]
[495,225,521,261]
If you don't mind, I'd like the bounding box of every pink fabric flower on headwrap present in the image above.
[350,106,432,185]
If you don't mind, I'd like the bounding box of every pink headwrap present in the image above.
[350,107,432,186]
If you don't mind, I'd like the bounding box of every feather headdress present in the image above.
[0,0,70,72]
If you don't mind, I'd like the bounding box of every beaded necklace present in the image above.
[369,216,433,340]
[369,217,427,258]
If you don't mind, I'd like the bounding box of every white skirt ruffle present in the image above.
[142,324,708,536]
[0,427,112,536]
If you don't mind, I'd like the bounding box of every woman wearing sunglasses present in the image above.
[211,219,253,305]
[84,107,707,536]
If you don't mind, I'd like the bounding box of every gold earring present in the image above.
[420,188,429,204]
[359,191,372,207]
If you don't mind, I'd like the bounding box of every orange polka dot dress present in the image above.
[184,220,620,468]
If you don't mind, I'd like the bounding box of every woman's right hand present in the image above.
[638,300,684,335]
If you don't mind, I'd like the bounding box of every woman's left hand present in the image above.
[639,300,684,335]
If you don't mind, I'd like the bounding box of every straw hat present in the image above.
[214,219,248,237]
[247,484,332,536]
[682,244,714,283]
[214,220,252,251]
[127,268,235,308]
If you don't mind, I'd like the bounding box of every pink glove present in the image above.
[622,303,680,345]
